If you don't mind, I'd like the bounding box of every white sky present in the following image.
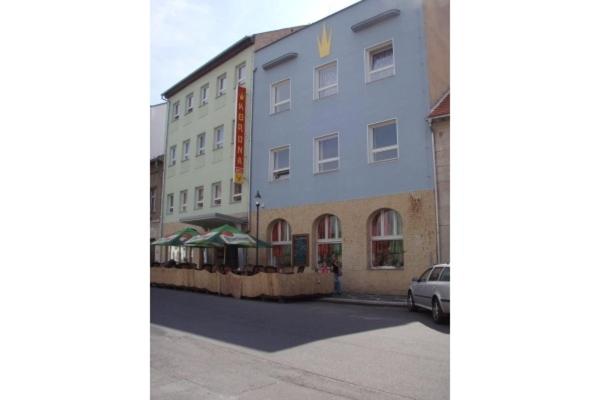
[151,0,359,105]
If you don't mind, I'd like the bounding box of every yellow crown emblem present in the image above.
[317,25,332,58]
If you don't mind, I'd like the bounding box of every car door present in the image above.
[412,268,432,308]
[421,266,444,307]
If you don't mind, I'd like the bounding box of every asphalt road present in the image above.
[151,288,449,400]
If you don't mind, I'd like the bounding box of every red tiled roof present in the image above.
[429,92,450,118]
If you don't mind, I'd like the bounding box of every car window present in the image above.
[418,268,432,282]
[439,267,450,282]
[428,267,444,281]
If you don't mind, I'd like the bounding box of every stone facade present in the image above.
[249,190,437,295]
[432,118,449,263]
[150,155,164,242]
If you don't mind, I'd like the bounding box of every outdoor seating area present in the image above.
[150,225,333,299]
[150,265,333,299]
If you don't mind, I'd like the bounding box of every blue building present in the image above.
[250,0,448,294]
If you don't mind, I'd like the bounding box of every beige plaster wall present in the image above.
[433,119,450,263]
[423,0,450,106]
[248,190,438,295]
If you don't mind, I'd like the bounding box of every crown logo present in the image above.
[317,24,332,58]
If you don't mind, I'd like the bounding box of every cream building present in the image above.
[159,29,300,265]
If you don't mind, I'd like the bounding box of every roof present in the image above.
[161,36,254,99]
[161,27,303,99]
[429,92,450,119]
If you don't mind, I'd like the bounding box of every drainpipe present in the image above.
[427,118,441,264]
[248,66,258,263]
[159,96,171,262]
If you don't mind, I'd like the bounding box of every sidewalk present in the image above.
[318,293,407,307]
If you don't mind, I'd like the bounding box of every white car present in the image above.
[407,264,450,323]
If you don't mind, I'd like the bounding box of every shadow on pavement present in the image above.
[151,287,449,353]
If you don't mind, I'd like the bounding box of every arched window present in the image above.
[370,209,403,268]
[270,219,291,267]
[316,214,342,269]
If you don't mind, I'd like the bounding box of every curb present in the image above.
[318,297,407,307]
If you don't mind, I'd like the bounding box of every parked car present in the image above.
[407,264,450,323]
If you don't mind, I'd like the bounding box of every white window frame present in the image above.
[367,118,399,163]
[185,93,194,113]
[194,186,204,209]
[166,193,174,214]
[313,132,340,174]
[213,125,224,150]
[171,101,180,121]
[211,182,222,206]
[169,145,177,166]
[270,78,291,114]
[217,73,227,97]
[196,133,206,156]
[269,145,291,181]
[236,62,246,86]
[179,190,188,213]
[182,139,190,161]
[313,60,338,100]
[200,84,209,106]
[270,219,292,266]
[370,209,403,269]
[364,39,395,83]
[230,180,242,203]
[315,214,342,266]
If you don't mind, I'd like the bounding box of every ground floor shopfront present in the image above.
[248,190,438,295]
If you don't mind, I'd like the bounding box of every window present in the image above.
[194,186,204,209]
[196,133,205,156]
[368,119,398,163]
[150,188,156,212]
[439,267,450,282]
[200,84,209,105]
[270,219,291,267]
[270,79,291,114]
[366,40,395,82]
[418,268,432,282]
[270,146,290,181]
[179,190,187,213]
[182,139,190,161]
[314,61,338,99]
[169,145,177,166]
[185,93,193,113]
[213,125,224,149]
[316,214,342,269]
[166,193,174,214]
[217,73,226,97]
[236,62,246,86]
[370,209,403,268]
[171,101,180,120]
[211,182,222,206]
[428,267,444,282]
[314,133,339,173]
[230,180,242,203]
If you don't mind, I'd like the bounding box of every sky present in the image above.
[151,0,360,105]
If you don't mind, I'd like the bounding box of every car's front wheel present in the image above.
[432,297,444,324]
[407,291,417,312]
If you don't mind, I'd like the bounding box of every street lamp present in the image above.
[254,190,262,266]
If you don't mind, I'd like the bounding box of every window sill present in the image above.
[369,266,404,270]
[368,156,399,165]
[185,110,193,115]
[269,108,290,116]
[314,91,338,101]
[196,152,205,157]
[313,168,339,176]
[216,93,226,98]
[366,70,395,85]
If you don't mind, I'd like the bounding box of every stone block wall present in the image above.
[249,190,438,295]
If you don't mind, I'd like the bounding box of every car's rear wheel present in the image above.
[407,291,417,312]
[432,297,444,324]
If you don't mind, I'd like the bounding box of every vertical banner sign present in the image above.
[234,85,246,184]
